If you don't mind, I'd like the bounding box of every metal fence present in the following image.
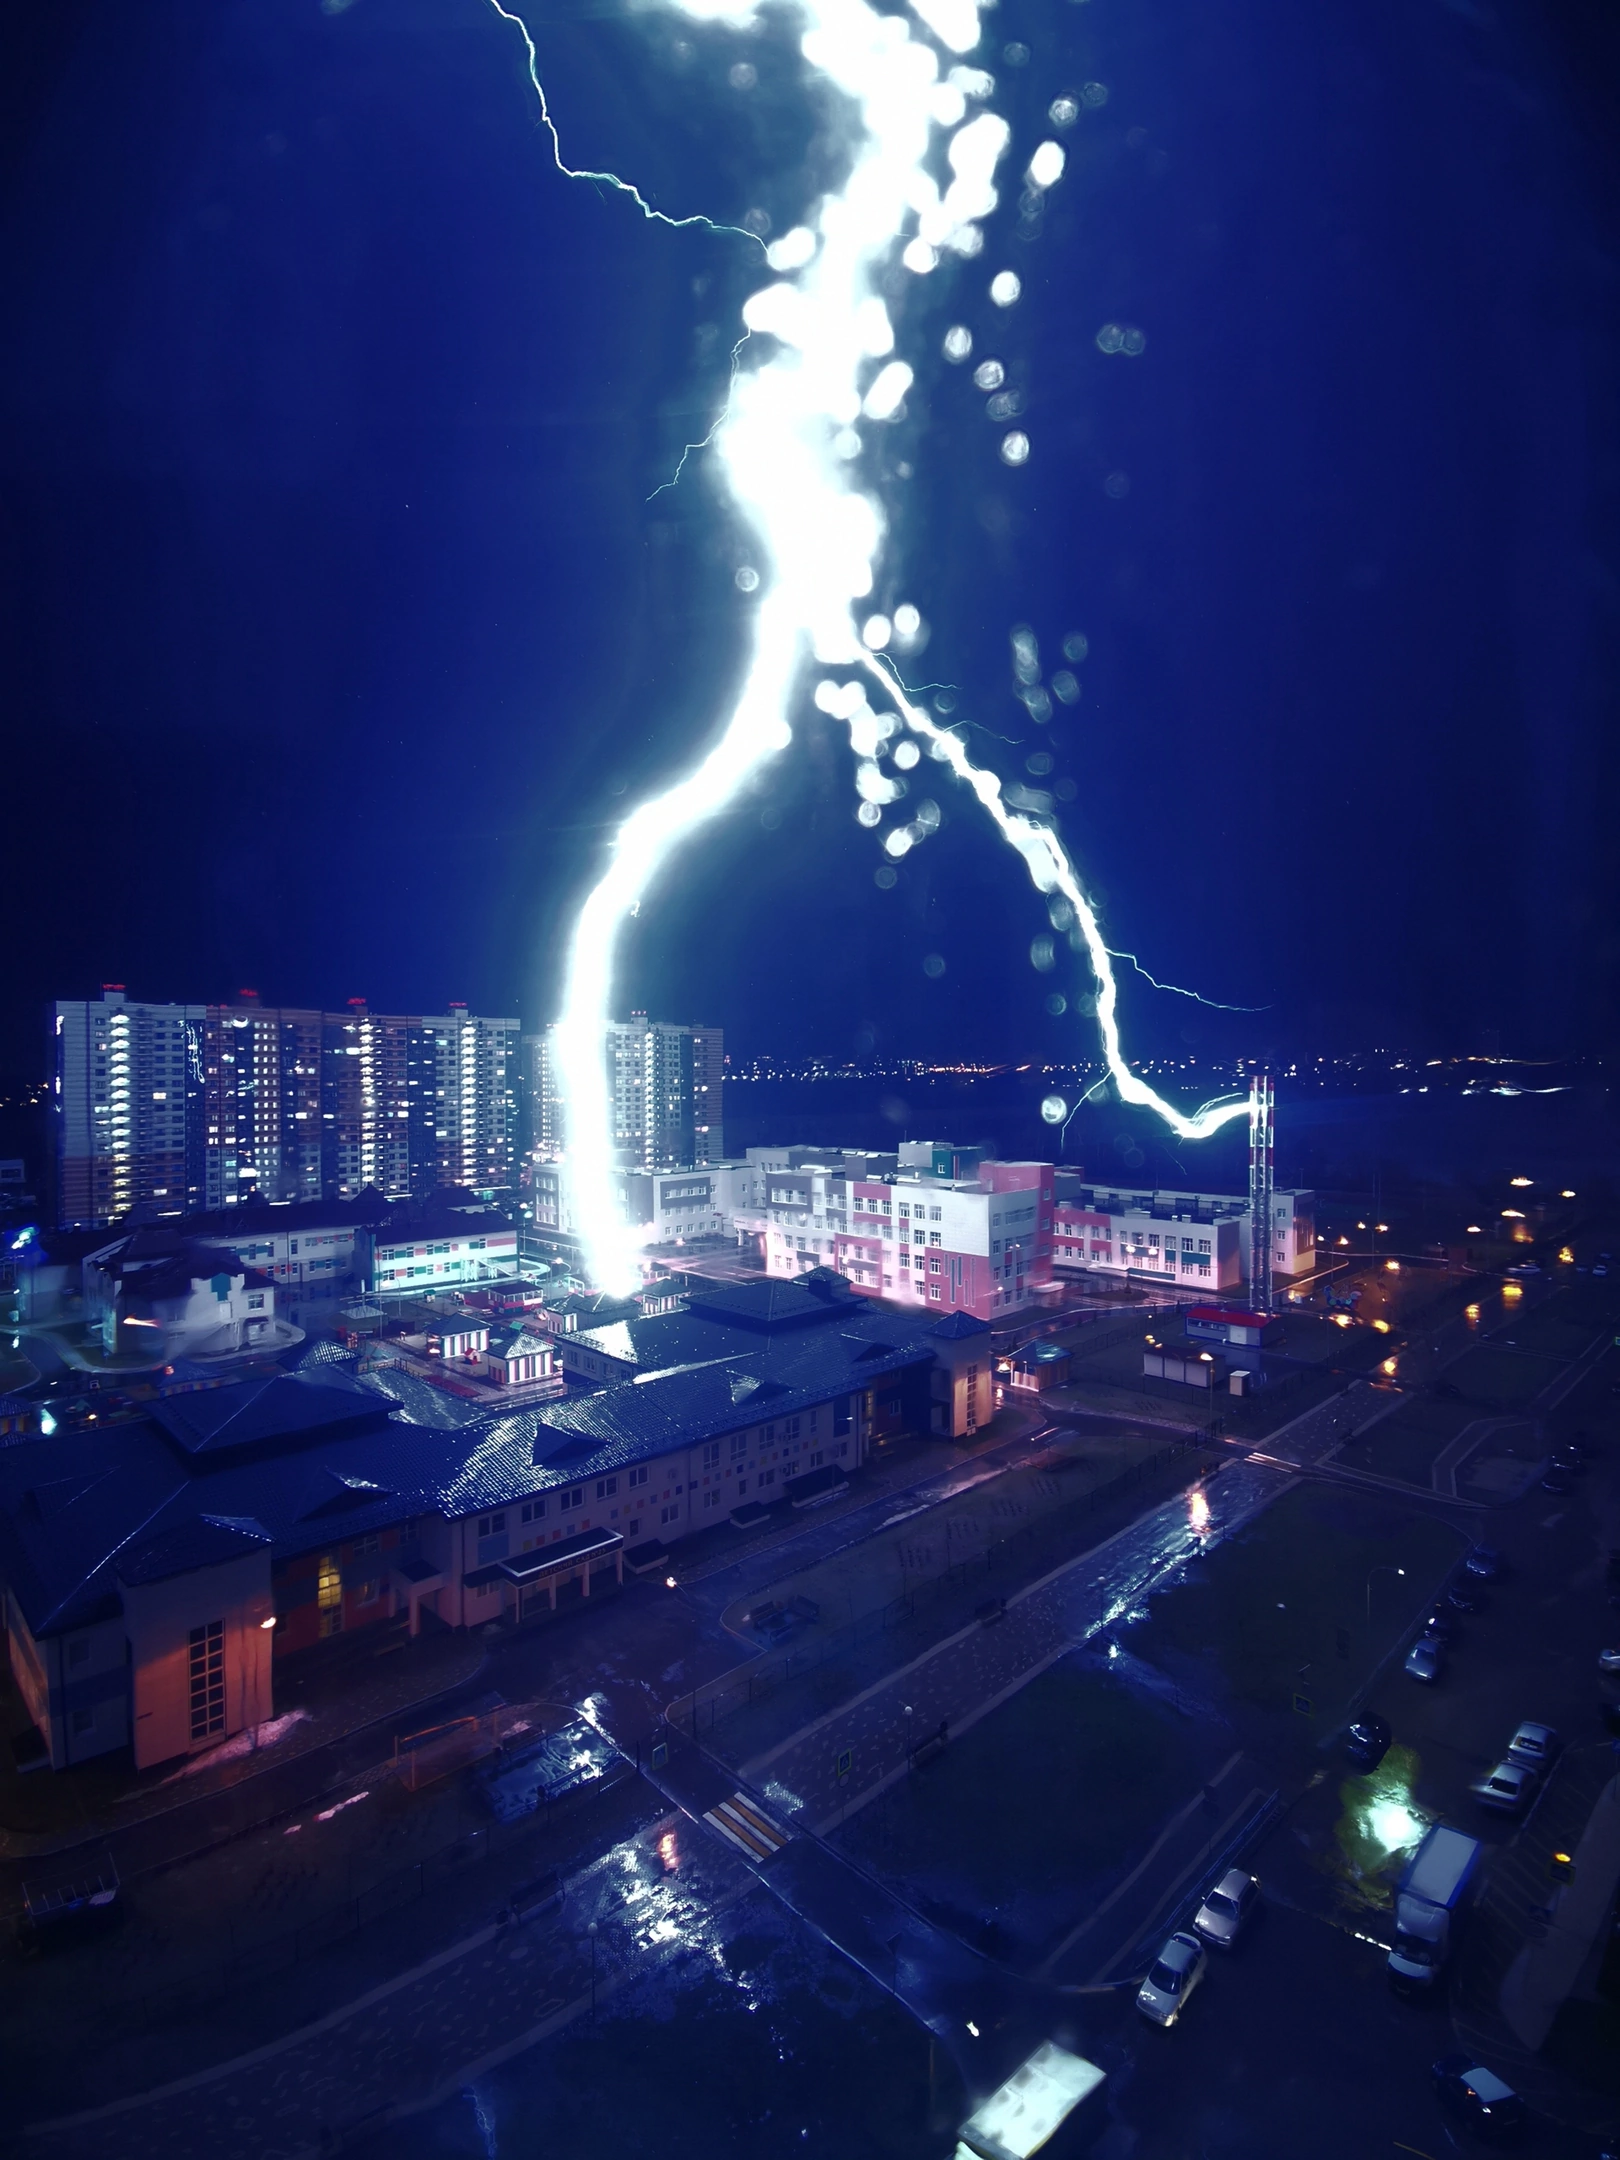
[668,1439,1214,1742]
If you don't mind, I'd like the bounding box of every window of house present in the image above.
[68,1638,90,1668]
[71,1707,95,1737]
[704,1490,720,1508]
[784,1416,801,1440]
[476,1513,506,1537]
[561,1488,583,1512]
[596,1476,617,1498]
[353,1579,382,1605]
[702,1441,721,1468]
[929,1206,942,1221]
[350,1532,380,1559]
[188,1619,226,1740]
[521,1498,546,1524]
[628,1465,649,1487]
[661,1502,680,1524]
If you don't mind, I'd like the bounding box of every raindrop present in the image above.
[1051,670,1080,705]
[1001,431,1031,465]
[1030,935,1056,973]
[1025,751,1054,776]
[973,359,1006,391]
[856,801,883,828]
[874,864,898,888]
[986,390,1024,421]
[1027,141,1066,190]
[1045,992,1068,1016]
[943,325,973,363]
[1041,1094,1068,1123]
[1054,777,1078,802]
[1002,41,1030,65]
[1095,323,1125,355]
[1082,81,1109,106]
[893,740,920,770]
[892,602,922,639]
[1049,96,1080,128]
[862,614,892,650]
[1062,632,1089,662]
[734,565,760,592]
[1103,470,1130,497]
[923,953,947,978]
[729,61,757,88]
[989,270,1022,308]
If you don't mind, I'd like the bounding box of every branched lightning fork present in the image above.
[488,0,769,245]
[493,0,1252,1290]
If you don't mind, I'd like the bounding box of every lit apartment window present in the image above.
[188,1619,226,1739]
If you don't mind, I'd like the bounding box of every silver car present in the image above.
[1193,1869,1259,1949]
[1135,1930,1207,2027]
[1405,1638,1443,1683]
[1506,1721,1559,1772]
[1471,1759,1534,1813]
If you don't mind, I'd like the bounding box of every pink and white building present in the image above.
[761,1155,1054,1322]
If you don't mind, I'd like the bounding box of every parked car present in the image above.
[1541,1465,1573,1494]
[1345,1713,1392,1770]
[1421,1611,1455,1645]
[1471,1760,1535,1814]
[1550,1445,1587,1472]
[1599,1649,1620,1675]
[1446,1579,1487,1614]
[1464,1546,1503,1582]
[1192,1870,1259,1949]
[1406,1639,1443,1684]
[1135,1932,1207,2027]
[1431,2056,1526,2143]
[1506,1722,1559,1773]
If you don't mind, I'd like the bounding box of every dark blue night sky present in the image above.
[3,0,1617,1074]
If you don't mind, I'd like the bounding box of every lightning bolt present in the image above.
[493,0,1252,1293]
[1103,947,1267,1013]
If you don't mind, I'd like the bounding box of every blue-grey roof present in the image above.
[151,1375,393,1460]
[119,1515,271,1586]
[0,1313,938,1635]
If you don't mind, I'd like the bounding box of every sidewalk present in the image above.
[738,1456,1288,1835]
[18,1798,751,2160]
[0,1623,489,1877]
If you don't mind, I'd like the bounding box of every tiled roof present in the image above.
[150,1376,394,1460]
[118,1514,271,1586]
[0,1309,937,1634]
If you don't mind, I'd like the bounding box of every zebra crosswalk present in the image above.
[703,1790,792,1863]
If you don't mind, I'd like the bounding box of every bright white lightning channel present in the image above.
[502,0,1250,1294]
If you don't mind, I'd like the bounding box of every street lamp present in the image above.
[1367,1564,1405,1623]
[903,1702,914,1762]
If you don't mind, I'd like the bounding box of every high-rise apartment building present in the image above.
[531,1017,723,1171]
[321,1002,414,1202]
[55,991,204,1228]
[201,995,323,1210]
[406,1008,520,1197]
[55,991,521,1227]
